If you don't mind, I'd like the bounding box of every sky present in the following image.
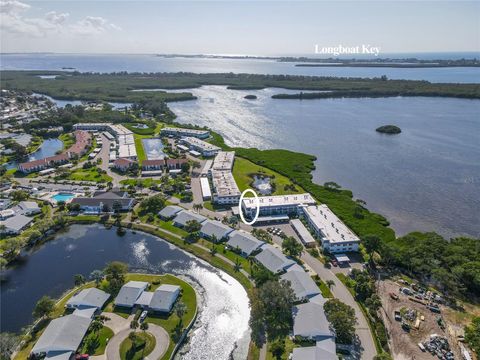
[1,1,479,55]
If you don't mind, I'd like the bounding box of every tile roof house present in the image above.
[149,284,181,312]
[71,191,135,213]
[66,288,110,310]
[254,244,296,273]
[226,230,265,256]
[114,281,149,308]
[165,158,188,170]
[142,159,165,171]
[280,269,321,301]
[113,158,136,172]
[200,220,234,242]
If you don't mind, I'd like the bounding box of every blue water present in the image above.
[5,138,63,169]
[167,86,480,239]
[142,138,165,160]
[37,93,131,110]
[2,53,480,83]
[0,224,250,359]
[51,193,75,202]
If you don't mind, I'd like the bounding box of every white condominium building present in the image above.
[300,204,360,253]
[180,137,220,157]
[161,127,210,139]
[212,151,235,171]
[211,170,241,205]
[242,193,316,218]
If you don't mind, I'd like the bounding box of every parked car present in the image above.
[331,260,338,267]
[139,310,148,322]
[75,354,89,360]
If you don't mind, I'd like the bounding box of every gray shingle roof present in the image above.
[200,220,233,240]
[173,210,207,227]
[114,281,148,307]
[149,284,180,312]
[291,338,338,360]
[0,214,33,232]
[45,351,74,360]
[158,205,183,219]
[227,230,264,256]
[292,296,333,339]
[254,245,296,273]
[66,288,110,309]
[280,270,321,300]
[32,314,91,354]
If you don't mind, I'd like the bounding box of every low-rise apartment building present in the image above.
[300,204,360,253]
[161,127,210,139]
[242,193,316,218]
[180,137,220,157]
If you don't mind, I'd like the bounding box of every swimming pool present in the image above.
[51,193,75,202]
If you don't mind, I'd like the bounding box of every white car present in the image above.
[139,310,148,322]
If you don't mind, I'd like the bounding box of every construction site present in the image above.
[378,278,476,360]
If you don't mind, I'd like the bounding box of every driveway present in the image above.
[102,312,170,360]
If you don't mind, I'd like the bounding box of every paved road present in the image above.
[144,324,170,360]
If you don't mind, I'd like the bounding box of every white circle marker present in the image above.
[238,189,260,226]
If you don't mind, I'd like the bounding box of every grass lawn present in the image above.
[79,137,98,162]
[121,178,162,187]
[133,134,150,163]
[119,331,156,360]
[68,166,112,183]
[80,326,114,355]
[265,337,296,360]
[313,276,334,298]
[232,157,302,196]
[198,238,253,273]
[14,282,97,360]
[59,133,75,150]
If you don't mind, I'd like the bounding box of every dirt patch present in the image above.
[378,279,467,360]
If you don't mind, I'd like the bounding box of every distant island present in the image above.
[376,125,402,134]
[244,95,257,100]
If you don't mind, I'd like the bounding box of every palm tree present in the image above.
[210,244,217,256]
[326,280,335,289]
[90,319,103,334]
[89,270,104,286]
[175,301,187,324]
[234,258,241,272]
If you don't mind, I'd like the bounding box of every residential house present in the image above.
[200,219,234,242]
[158,205,183,220]
[149,284,181,312]
[226,230,264,257]
[254,244,296,273]
[280,268,321,301]
[66,288,110,311]
[114,281,149,308]
[172,210,207,228]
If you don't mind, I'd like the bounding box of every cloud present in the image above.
[0,0,119,37]
[71,16,121,35]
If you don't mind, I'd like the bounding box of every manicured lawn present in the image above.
[121,178,162,187]
[68,166,112,183]
[232,157,302,196]
[119,331,156,360]
[59,133,75,149]
[265,337,295,360]
[80,326,114,355]
[133,134,149,163]
[198,238,253,273]
[313,276,334,298]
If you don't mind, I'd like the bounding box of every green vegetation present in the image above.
[119,331,156,360]
[138,194,166,215]
[464,317,480,355]
[232,157,301,196]
[80,326,114,355]
[67,166,112,183]
[2,71,479,104]
[323,299,357,345]
[312,275,333,298]
[59,133,75,149]
[375,125,402,134]
[134,134,148,163]
[250,280,295,347]
[122,122,156,135]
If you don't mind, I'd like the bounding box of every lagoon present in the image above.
[0,224,250,360]
[142,138,165,160]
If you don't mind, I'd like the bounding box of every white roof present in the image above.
[211,170,240,198]
[162,127,209,137]
[200,177,212,198]
[200,219,234,240]
[212,151,235,171]
[181,137,220,152]
[135,291,154,307]
[243,193,316,210]
[303,204,360,244]
[18,201,40,211]
[158,205,183,218]
[292,338,338,360]
[0,214,33,232]
[173,210,207,226]
[291,219,316,245]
